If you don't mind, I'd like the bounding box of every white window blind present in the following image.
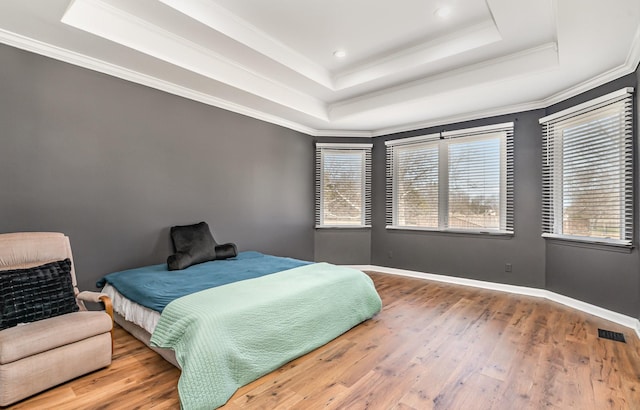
[395,140,439,228]
[315,143,372,228]
[448,135,503,230]
[540,87,634,247]
[386,123,514,234]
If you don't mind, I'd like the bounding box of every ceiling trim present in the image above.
[370,46,640,138]
[369,26,640,137]
[0,28,320,136]
[328,42,559,122]
[62,0,328,120]
[157,0,334,89]
[517,22,640,113]
[313,129,372,138]
[369,101,546,137]
[1,15,638,139]
[157,0,503,93]
[333,20,502,91]
[627,23,640,70]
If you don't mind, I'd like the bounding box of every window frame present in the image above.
[539,87,634,248]
[315,143,372,229]
[385,122,514,235]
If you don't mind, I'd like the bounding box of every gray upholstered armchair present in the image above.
[0,232,113,406]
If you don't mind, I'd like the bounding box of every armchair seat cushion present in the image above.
[0,311,112,364]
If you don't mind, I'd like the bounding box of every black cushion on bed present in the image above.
[215,243,238,260]
[167,222,217,270]
[0,259,79,330]
[167,251,196,271]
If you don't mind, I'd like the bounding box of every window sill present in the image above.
[315,225,371,230]
[385,225,513,237]
[542,233,633,253]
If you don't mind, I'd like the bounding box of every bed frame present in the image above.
[114,313,179,368]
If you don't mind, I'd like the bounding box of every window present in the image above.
[540,88,634,247]
[315,143,372,228]
[386,123,514,234]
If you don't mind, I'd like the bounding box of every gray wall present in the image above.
[543,73,639,317]
[0,44,315,292]
[313,137,372,264]
[371,111,546,289]
[314,229,371,264]
[371,71,640,317]
[2,41,639,318]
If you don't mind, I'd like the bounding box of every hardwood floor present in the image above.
[8,272,640,409]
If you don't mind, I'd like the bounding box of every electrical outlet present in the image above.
[388,250,393,259]
[505,263,512,273]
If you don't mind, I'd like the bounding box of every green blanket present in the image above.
[150,263,382,410]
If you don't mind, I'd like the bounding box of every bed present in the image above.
[98,251,382,410]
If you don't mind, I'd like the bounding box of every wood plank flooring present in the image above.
[7,272,640,409]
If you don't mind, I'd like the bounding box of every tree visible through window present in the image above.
[386,123,513,234]
[322,151,363,225]
[396,142,439,228]
[448,137,501,230]
[541,88,633,246]
[562,116,624,238]
[316,144,372,228]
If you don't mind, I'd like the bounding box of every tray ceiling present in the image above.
[0,0,638,136]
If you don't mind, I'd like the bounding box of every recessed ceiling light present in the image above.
[333,49,347,58]
[434,6,452,19]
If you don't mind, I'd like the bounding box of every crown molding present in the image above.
[539,24,640,109]
[328,42,558,122]
[159,0,503,93]
[627,23,640,71]
[369,32,640,137]
[0,28,320,136]
[158,0,334,89]
[1,15,638,139]
[370,100,546,137]
[332,20,502,91]
[347,264,640,339]
[0,28,551,138]
[62,0,328,121]
[313,130,373,138]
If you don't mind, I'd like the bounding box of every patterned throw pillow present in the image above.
[0,258,79,330]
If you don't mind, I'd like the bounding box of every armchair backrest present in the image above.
[0,232,78,292]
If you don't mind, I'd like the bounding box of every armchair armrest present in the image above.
[77,291,114,353]
[77,291,113,321]
[77,291,108,304]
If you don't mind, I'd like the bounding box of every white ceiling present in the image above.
[0,0,638,137]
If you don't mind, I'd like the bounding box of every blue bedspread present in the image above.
[97,251,311,312]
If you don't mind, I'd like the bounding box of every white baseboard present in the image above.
[347,264,640,340]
